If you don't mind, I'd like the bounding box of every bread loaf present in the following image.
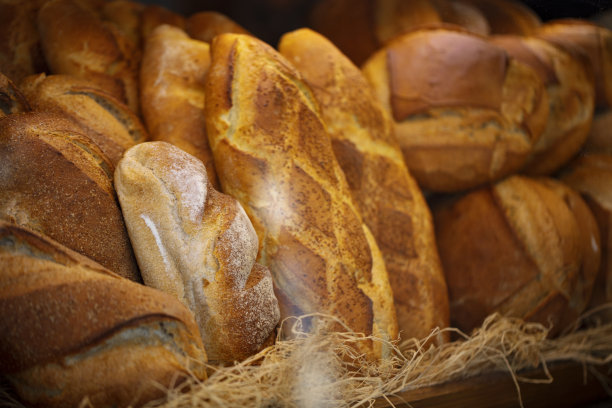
[537,20,612,109]
[0,221,207,408]
[362,27,549,192]
[140,24,219,188]
[205,33,398,359]
[462,0,541,35]
[20,73,148,166]
[0,111,140,281]
[584,111,612,154]
[0,72,30,117]
[186,11,251,43]
[102,0,146,51]
[491,35,595,175]
[141,4,186,41]
[115,141,280,363]
[37,0,141,114]
[432,175,600,336]
[560,153,612,320]
[279,28,449,344]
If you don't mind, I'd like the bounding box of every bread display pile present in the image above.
[0,0,610,406]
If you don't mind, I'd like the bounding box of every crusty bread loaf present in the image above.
[186,11,251,43]
[141,4,186,41]
[430,0,490,36]
[537,20,612,109]
[37,0,141,114]
[205,33,398,359]
[560,153,612,320]
[115,141,280,363]
[0,72,30,117]
[279,28,449,344]
[0,111,140,281]
[20,73,148,166]
[0,221,207,408]
[140,25,219,188]
[491,35,595,176]
[462,0,541,35]
[432,175,600,336]
[0,0,47,83]
[102,0,145,51]
[362,27,549,192]
[584,111,612,154]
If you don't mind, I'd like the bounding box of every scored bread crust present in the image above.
[0,221,207,408]
[0,111,140,281]
[205,33,398,359]
[140,25,220,189]
[362,27,549,192]
[114,141,280,363]
[491,35,595,176]
[20,73,148,166]
[278,28,449,343]
[37,0,140,114]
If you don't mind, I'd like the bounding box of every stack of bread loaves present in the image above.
[0,0,610,406]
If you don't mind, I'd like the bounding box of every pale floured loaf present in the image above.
[278,28,449,344]
[115,141,280,364]
[205,33,398,360]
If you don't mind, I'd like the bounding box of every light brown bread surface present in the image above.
[491,35,595,176]
[140,25,219,188]
[362,27,549,192]
[205,33,398,359]
[433,175,600,336]
[37,0,141,114]
[279,28,449,344]
[0,111,140,281]
[0,221,207,408]
[20,73,148,166]
[115,141,280,363]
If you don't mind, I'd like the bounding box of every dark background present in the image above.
[137,0,612,45]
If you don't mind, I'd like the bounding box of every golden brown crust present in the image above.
[0,0,47,83]
[433,175,600,336]
[491,35,595,175]
[206,33,397,358]
[140,25,219,188]
[0,71,30,117]
[20,73,148,166]
[37,0,140,114]
[141,4,186,41]
[186,11,250,43]
[584,111,612,154]
[0,221,207,408]
[102,0,146,51]
[279,28,449,343]
[462,0,541,35]
[114,141,280,363]
[362,27,549,192]
[0,111,140,281]
[537,20,612,109]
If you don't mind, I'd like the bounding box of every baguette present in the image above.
[279,28,449,344]
[0,221,207,408]
[115,141,280,363]
[205,33,398,359]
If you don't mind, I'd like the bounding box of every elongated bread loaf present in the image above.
[205,33,398,359]
[37,0,140,114]
[0,221,207,408]
[362,26,549,192]
[140,25,219,188]
[20,73,148,166]
[115,141,280,363]
[0,111,140,281]
[278,28,449,344]
[491,35,595,175]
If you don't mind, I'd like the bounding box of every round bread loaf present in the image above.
[491,35,595,176]
[0,111,140,281]
[115,141,280,364]
[362,27,549,192]
[432,175,600,336]
[560,153,612,321]
[205,33,398,360]
[0,221,207,408]
[20,73,148,166]
[279,28,449,345]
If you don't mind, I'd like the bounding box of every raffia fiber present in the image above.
[1,309,611,408]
